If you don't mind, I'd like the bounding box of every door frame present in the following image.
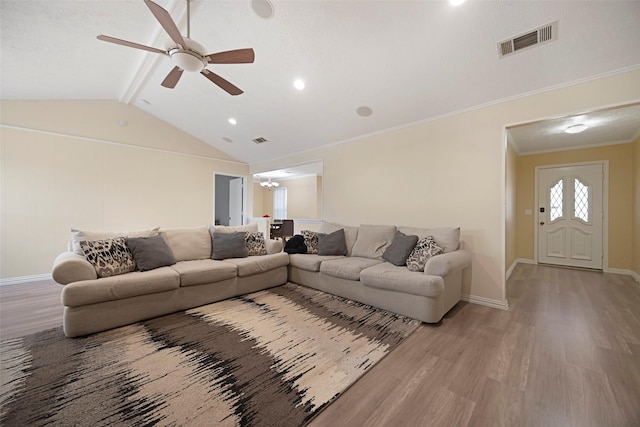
[534,160,609,269]
[213,173,247,226]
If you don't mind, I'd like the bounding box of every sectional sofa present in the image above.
[52,222,471,337]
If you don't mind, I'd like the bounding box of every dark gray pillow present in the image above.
[212,231,248,260]
[318,229,347,256]
[382,231,419,266]
[125,235,176,271]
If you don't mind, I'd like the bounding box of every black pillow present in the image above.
[382,231,419,266]
[318,229,347,256]
[284,235,308,254]
[125,235,176,271]
[212,231,248,260]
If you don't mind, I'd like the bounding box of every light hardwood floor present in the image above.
[1,264,639,426]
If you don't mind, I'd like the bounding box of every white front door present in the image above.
[537,163,604,269]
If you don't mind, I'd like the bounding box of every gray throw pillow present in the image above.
[318,229,347,256]
[125,235,176,271]
[212,231,248,260]
[382,231,419,266]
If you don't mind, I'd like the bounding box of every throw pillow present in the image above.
[71,227,160,255]
[302,230,320,254]
[284,235,308,254]
[79,237,137,278]
[245,231,267,256]
[125,235,176,271]
[212,231,248,260]
[382,231,419,266]
[318,229,348,256]
[406,236,444,272]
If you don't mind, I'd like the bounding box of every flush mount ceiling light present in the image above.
[294,79,305,90]
[564,124,589,134]
[260,177,280,190]
[228,118,237,125]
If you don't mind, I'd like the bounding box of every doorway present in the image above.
[215,175,244,226]
[536,162,605,269]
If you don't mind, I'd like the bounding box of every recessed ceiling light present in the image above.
[449,0,466,5]
[228,118,237,125]
[251,0,274,19]
[294,79,305,90]
[564,124,589,134]
[356,106,373,117]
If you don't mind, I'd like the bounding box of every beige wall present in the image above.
[1,100,249,279]
[505,141,518,273]
[252,175,322,219]
[251,69,640,303]
[516,143,635,270]
[634,136,640,277]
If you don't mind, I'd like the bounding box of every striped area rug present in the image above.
[1,283,419,426]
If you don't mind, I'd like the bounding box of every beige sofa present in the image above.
[52,225,288,337]
[287,222,471,323]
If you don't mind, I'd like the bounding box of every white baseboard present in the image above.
[605,268,640,283]
[506,258,536,280]
[461,294,509,311]
[0,274,52,286]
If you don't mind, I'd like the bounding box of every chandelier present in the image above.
[260,177,280,191]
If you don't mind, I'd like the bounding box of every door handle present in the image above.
[540,221,545,225]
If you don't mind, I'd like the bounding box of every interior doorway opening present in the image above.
[215,174,244,226]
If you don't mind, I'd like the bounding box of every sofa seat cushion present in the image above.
[62,267,180,307]
[319,257,383,281]
[171,259,237,287]
[223,252,289,277]
[360,263,444,298]
[288,254,345,272]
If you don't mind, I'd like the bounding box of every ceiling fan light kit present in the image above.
[97,0,254,95]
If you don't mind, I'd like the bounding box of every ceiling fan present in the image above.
[97,0,254,95]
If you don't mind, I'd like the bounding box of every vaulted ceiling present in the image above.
[2,0,639,163]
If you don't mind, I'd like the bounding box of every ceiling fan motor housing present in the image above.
[166,38,208,72]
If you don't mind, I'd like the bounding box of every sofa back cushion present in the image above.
[398,226,460,253]
[160,226,212,262]
[351,224,397,260]
[320,222,359,257]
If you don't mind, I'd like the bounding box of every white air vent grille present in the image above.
[498,21,558,58]
[252,137,268,144]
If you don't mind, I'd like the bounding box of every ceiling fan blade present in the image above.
[201,70,243,96]
[161,66,184,89]
[207,48,255,64]
[97,35,166,55]
[143,0,187,47]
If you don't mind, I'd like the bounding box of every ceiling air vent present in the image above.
[252,137,268,144]
[498,21,558,58]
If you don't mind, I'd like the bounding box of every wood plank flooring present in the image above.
[1,264,639,426]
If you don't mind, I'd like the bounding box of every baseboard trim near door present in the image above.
[0,274,52,286]
[605,268,640,283]
[461,294,509,311]
[506,258,536,280]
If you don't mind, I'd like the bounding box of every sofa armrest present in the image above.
[265,239,283,254]
[424,249,471,277]
[52,252,97,285]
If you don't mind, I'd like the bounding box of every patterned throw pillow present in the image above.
[302,230,319,254]
[245,231,267,256]
[80,237,136,278]
[406,236,444,272]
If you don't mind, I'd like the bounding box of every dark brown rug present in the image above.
[1,283,419,426]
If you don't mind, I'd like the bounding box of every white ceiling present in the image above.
[2,0,640,164]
